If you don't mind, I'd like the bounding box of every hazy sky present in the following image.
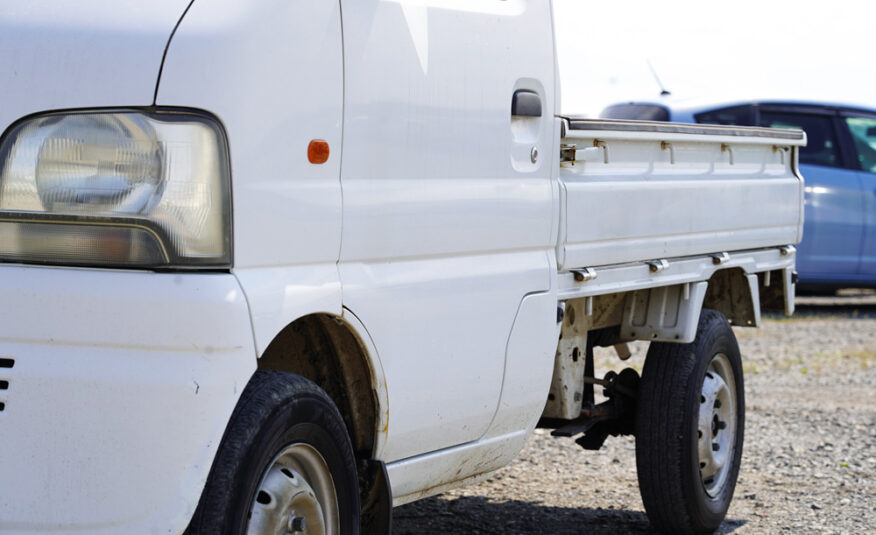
[553,0,874,116]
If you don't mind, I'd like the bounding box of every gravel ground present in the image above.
[394,290,876,534]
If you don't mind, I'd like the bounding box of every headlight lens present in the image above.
[34,114,165,215]
[0,110,231,268]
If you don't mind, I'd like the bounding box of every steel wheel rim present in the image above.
[697,352,737,498]
[247,443,339,535]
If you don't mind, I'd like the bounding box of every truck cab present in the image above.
[0,3,802,534]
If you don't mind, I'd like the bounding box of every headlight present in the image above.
[0,109,231,269]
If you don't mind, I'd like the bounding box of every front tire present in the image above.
[186,371,360,535]
[635,309,744,535]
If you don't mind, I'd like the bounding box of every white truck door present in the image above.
[339,0,556,461]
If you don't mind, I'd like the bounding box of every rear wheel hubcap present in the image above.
[697,353,737,497]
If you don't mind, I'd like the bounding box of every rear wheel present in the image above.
[186,371,360,535]
[635,309,744,535]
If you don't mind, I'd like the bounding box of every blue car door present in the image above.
[842,115,876,276]
[860,170,876,275]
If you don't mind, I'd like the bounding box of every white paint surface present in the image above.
[0,267,256,533]
[338,0,557,461]
[0,1,811,529]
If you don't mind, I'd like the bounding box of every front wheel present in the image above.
[186,371,360,535]
[635,309,744,535]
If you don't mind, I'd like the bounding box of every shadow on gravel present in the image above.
[392,495,746,534]
[782,290,876,319]
[763,291,876,319]
[764,303,876,320]
[791,302,876,318]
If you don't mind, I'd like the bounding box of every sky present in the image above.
[553,0,875,117]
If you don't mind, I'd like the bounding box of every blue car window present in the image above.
[694,106,752,126]
[759,112,839,168]
[844,116,876,173]
[600,104,670,121]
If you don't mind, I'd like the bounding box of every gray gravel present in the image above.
[394,291,876,534]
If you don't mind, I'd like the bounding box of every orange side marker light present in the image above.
[308,140,330,164]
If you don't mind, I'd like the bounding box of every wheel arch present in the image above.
[702,268,761,328]
[256,312,385,461]
[614,266,764,345]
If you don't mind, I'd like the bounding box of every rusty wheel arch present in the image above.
[703,268,758,327]
[256,314,379,460]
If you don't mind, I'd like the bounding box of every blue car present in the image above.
[601,100,876,291]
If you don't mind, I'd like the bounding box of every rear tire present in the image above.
[635,309,744,535]
[185,371,360,535]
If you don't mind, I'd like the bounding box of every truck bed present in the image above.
[557,117,806,271]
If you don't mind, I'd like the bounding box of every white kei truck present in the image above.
[0,1,804,534]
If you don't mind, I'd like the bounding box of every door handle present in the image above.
[512,90,542,117]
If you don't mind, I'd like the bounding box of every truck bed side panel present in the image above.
[559,120,805,270]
